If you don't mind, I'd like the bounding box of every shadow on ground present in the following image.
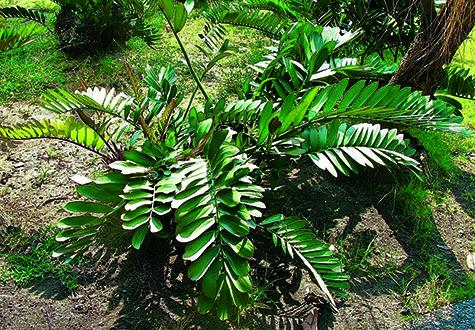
[1,157,473,329]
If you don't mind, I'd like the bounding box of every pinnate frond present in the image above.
[170,129,265,319]
[0,6,47,26]
[41,87,134,118]
[295,122,420,177]
[0,118,107,156]
[53,173,128,258]
[110,149,176,249]
[439,65,475,100]
[205,2,290,37]
[308,80,468,135]
[0,23,44,51]
[260,214,349,307]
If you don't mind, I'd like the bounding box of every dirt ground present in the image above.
[0,102,474,329]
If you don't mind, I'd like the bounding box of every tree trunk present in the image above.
[390,0,475,94]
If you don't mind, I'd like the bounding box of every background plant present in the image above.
[0,0,159,54]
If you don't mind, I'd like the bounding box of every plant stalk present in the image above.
[160,8,209,101]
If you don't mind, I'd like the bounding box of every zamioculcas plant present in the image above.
[0,0,470,320]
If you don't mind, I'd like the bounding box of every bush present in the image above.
[0,1,159,54]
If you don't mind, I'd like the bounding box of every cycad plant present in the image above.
[0,0,159,54]
[0,0,470,321]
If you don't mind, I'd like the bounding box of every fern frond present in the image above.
[0,6,47,26]
[260,214,349,307]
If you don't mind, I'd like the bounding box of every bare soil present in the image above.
[0,102,474,329]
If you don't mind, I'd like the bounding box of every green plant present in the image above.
[204,2,471,105]
[0,1,159,54]
[204,0,420,60]
[37,166,50,184]
[0,21,44,52]
[0,0,471,321]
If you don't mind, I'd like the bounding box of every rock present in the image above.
[12,162,24,169]
[400,308,411,316]
[467,253,475,270]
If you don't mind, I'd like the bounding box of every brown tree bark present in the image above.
[390,0,475,94]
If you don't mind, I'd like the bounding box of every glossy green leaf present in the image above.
[57,215,97,229]
[132,224,148,249]
[216,188,241,207]
[188,246,220,281]
[219,215,249,237]
[173,3,187,32]
[197,294,215,315]
[202,260,223,298]
[223,247,250,276]
[64,201,113,214]
[77,184,122,203]
[183,231,217,261]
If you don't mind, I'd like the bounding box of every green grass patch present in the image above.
[0,0,56,9]
[0,34,66,104]
[0,228,82,290]
[0,11,268,104]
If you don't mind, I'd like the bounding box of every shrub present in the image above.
[0,0,470,321]
[0,1,159,54]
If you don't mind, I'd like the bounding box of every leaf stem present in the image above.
[160,8,209,101]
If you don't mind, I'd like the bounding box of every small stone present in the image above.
[13,162,24,168]
[400,308,411,316]
[467,253,475,270]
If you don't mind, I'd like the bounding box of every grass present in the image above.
[0,35,67,104]
[0,227,82,290]
[0,7,268,104]
[345,30,475,312]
